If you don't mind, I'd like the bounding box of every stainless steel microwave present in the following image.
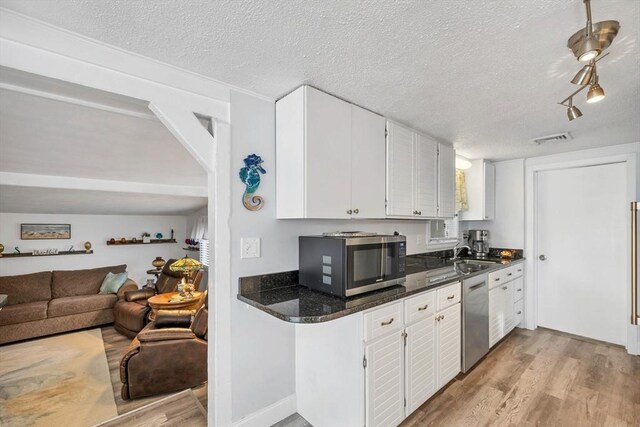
[299,233,407,298]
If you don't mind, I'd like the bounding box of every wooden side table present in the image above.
[147,291,203,321]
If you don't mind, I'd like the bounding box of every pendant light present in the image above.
[566,98,583,121]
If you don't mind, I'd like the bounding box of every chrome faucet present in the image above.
[453,244,471,260]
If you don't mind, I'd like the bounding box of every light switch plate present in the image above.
[241,237,261,259]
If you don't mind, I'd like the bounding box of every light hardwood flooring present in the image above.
[101,326,207,416]
[401,327,640,427]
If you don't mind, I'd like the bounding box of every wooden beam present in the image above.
[0,172,207,197]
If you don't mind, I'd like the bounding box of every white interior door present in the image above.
[536,162,627,345]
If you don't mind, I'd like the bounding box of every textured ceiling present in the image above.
[0,185,207,215]
[1,0,639,160]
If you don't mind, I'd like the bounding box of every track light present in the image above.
[586,82,605,103]
[566,98,583,121]
[571,61,595,85]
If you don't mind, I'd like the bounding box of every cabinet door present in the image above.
[405,317,436,415]
[503,282,515,334]
[365,332,405,427]
[415,134,438,218]
[436,303,461,389]
[351,105,386,218]
[305,86,352,218]
[438,144,456,218]
[483,162,496,220]
[386,121,415,217]
[488,287,503,347]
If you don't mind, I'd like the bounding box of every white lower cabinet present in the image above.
[365,283,461,427]
[365,332,405,427]
[488,263,525,348]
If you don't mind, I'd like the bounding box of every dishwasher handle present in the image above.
[468,282,486,291]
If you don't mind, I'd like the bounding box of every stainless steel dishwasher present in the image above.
[462,273,489,373]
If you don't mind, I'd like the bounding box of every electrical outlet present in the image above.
[241,238,261,259]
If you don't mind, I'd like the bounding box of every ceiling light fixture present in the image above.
[571,61,594,85]
[567,0,619,63]
[558,1,618,120]
[455,155,472,170]
[566,98,583,121]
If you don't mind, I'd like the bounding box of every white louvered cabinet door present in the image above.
[365,332,405,427]
[488,286,504,348]
[436,303,461,389]
[415,134,438,218]
[386,121,415,217]
[405,317,437,415]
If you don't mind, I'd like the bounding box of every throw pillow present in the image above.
[99,272,128,294]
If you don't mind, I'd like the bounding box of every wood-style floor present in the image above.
[101,326,207,416]
[401,327,640,427]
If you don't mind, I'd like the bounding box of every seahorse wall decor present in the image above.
[239,154,266,211]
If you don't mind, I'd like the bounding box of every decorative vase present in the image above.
[152,256,166,271]
[84,241,92,253]
[143,235,151,244]
[120,238,126,244]
[109,238,116,244]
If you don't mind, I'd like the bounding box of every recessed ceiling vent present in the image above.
[530,132,573,145]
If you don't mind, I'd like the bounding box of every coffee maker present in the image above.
[467,230,490,258]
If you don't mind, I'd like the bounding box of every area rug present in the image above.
[0,328,118,427]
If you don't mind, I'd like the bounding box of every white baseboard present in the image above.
[232,394,296,427]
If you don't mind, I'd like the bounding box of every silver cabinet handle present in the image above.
[418,211,422,215]
[502,286,508,290]
[347,209,353,215]
[517,288,522,291]
[447,295,455,300]
[418,304,429,311]
[517,268,523,272]
[381,318,394,326]
[517,311,522,314]
[539,254,547,261]
[353,209,359,214]
[494,278,500,282]
[507,273,513,276]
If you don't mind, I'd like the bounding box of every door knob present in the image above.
[539,254,546,261]
[353,209,359,214]
[347,209,353,215]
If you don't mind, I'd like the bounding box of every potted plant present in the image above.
[142,232,151,244]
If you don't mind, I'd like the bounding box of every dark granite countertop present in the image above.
[238,254,524,324]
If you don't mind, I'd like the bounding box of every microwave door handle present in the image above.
[380,244,385,280]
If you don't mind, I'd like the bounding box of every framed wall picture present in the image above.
[21,223,71,240]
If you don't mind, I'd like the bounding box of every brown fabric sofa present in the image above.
[0,265,137,345]
[120,307,208,400]
[113,259,204,338]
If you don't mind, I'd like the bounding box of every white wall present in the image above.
[229,91,433,423]
[0,212,187,285]
[463,159,525,249]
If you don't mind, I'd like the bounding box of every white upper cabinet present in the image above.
[276,86,385,219]
[386,121,415,217]
[459,160,495,221]
[438,143,456,218]
[351,104,387,219]
[386,121,456,219]
[415,134,438,217]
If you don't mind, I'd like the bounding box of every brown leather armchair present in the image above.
[113,259,204,337]
[120,307,208,400]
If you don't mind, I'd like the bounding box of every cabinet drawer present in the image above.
[404,290,436,324]
[513,277,524,302]
[514,299,524,326]
[503,266,517,282]
[512,263,524,279]
[436,282,461,311]
[364,301,403,342]
[488,270,504,289]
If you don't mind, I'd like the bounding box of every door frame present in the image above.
[525,151,639,354]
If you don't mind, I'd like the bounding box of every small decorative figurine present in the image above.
[69,245,74,252]
[239,154,266,211]
[155,232,163,239]
[120,238,126,244]
[84,241,92,253]
[0,243,4,257]
[109,238,116,244]
[131,237,137,243]
[142,232,151,244]
[14,247,20,255]
[171,229,174,240]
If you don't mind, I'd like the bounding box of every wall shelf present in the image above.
[106,239,177,246]
[0,250,94,259]
[182,247,200,252]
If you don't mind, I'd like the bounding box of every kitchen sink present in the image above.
[453,260,495,275]
[452,259,497,265]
